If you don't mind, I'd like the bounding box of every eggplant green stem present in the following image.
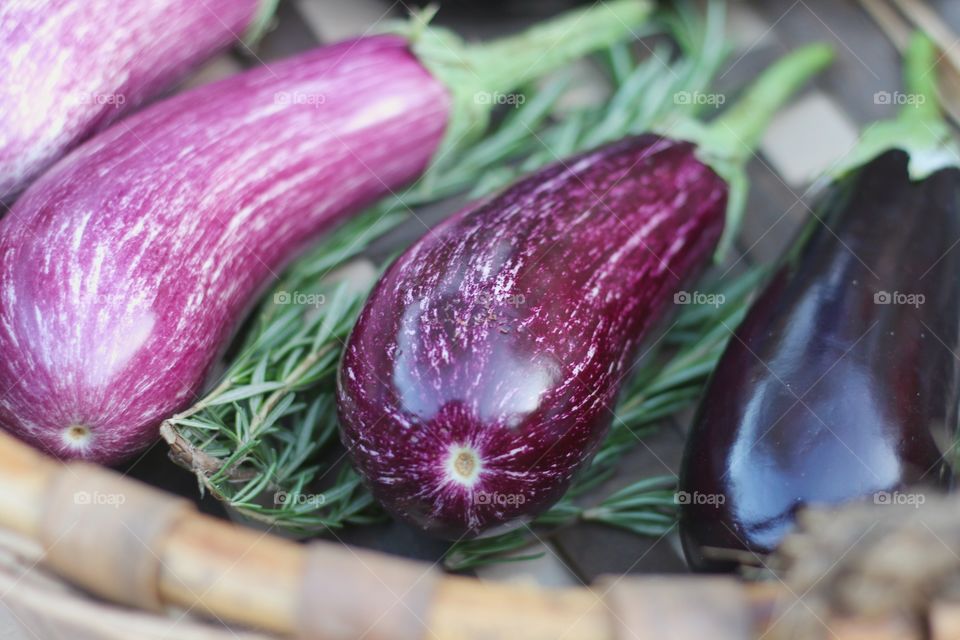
[395,0,653,173]
[902,33,941,124]
[831,32,958,180]
[706,43,835,162]
[665,42,834,259]
[244,0,282,46]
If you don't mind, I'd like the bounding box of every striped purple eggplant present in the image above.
[0,3,650,464]
[336,44,833,539]
[337,136,728,538]
[0,0,269,199]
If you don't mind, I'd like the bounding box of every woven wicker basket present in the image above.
[2,428,960,640]
[5,0,960,637]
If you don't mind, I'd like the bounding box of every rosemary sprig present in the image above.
[162,2,737,552]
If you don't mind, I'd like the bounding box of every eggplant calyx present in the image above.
[830,118,958,181]
[391,0,653,175]
[831,33,959,181]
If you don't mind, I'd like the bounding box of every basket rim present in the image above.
[0,429,950,640]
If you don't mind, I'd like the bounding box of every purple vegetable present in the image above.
[679,34,960,570]
[337,44,834,538]
[0,0,268,199]
[338,136,727,537]
[0,3,649,464]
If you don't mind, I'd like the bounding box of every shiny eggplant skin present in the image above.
[679,149,960,570]
[338,135,728,538]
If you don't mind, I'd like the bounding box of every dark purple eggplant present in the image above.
[679,34,960,569]
[340,135,728,539]
[337,45,833,539]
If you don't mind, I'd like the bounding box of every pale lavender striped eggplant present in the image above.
[0,1,650,465]
[0,35,450,463]
[0,0,262,198]
[337,136,728,538]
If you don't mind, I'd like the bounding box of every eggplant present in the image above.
[0,0,270,198]
[0,3,649,464]
[339,135,728,538]
[679,34,960,569]
[337,45,833,538]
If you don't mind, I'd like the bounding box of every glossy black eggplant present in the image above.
[679,148,960,570]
